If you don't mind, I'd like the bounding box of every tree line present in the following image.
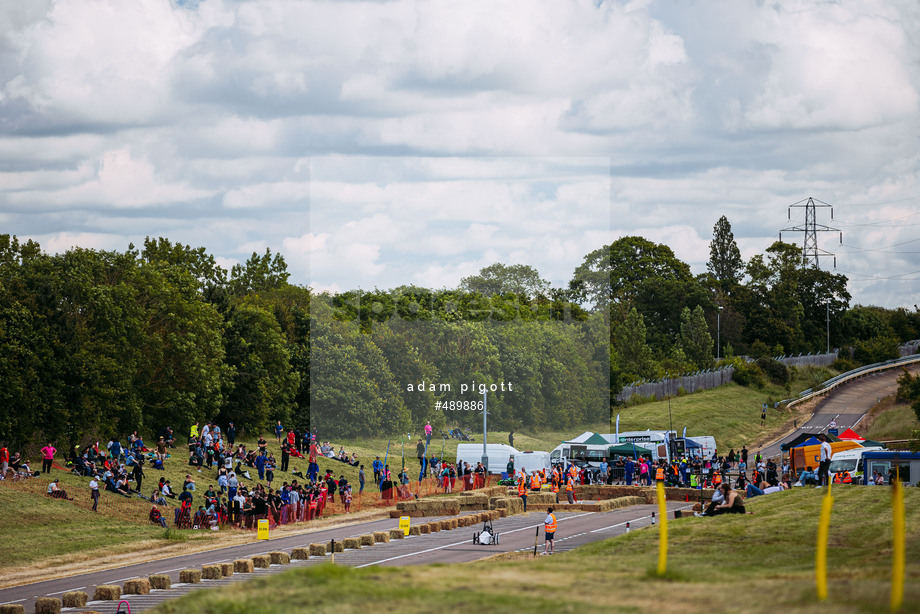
[2,217,918,449]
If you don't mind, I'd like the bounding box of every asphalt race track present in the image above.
[759,363,920,459]
[0,501,693,613]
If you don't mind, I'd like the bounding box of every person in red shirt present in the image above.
[40,442,56,474]
[0,445,9,479]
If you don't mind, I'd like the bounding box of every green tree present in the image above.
[459,263,550,297]
[680,305,714,369]
[707,216,743,291]
[614,308,657,382]
[229,248,290,296]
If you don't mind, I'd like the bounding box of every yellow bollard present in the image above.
[656,481,668,576]
[891,477,904,612]
[815,484,834,601]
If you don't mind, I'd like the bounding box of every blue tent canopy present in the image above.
[794,436,821,447]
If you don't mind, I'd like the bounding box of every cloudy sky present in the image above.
[1,0,919,307]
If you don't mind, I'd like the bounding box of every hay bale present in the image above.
[490,497,523,515]
[343,537,361,549]
[596,496,646,513]
[360,534,375,546]
[270,551,291,565]
[528,492,556,505]
[395,498,460,517]
[292,547,310,560]
[388,529,403,540]
[0,605,24,614]
[252,554,271,568]
[497,508,508,518]
[418,523,430,534]
[426,522,440,533]
[235,558,256,573]
[123,578,151,594]
[178,569,202,584]
[200,565,222,580]
[220,563,235,577]
[449,518,459,529]
[92,585,121,601]
[309,543,328,557]
[408,525,421,536]
[374,531,391,543]
[439,520,452,531]
[149,574,171,590]
[62,591,88,608]
[33,598,61,614]
[327,541,344,553]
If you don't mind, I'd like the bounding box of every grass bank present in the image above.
[151,486,920,614]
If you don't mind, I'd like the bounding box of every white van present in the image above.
[829,446,883,483]
[513,451,551,476]
[685,436,717,460]
[550,443,611,468]
[456,443,519,475]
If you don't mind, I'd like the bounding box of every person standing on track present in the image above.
[817,434,833,487]
[543,507,556,555]
[518,469,528,512]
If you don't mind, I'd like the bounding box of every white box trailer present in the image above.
[513,451,551,475]
[456,443,519,475]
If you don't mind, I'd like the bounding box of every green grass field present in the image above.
[862,396,919,442]
[149,486,920,614]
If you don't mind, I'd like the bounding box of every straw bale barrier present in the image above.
[439,520,452,531]
[374,531,391,543]
[327,541,344,553]
[220,563,235,577]
[449,518,459,529]
[426,522,440,533]
[200,565,222,580]
[527,492,556,505]
[408,525,421,536]
[490,497,523,515]
[149,575,171,590]
[62,591,88,608]
[123,578,151,594]
[33,597,61,614]
[252,554,271,568]
[343,537,361,549]
[388,510,401,518]
[270,551,291,565]
[92,585,121,601]
[292,547,310,560]
[235,559,255,573]
[395,497,460,517]
[387,529,403,540]
[457,493,489,510]
[360,534,375,546]
[309,543,327,557]
[496,508,508,518]
[0,605,24,614]
[178,569,201,584]
[418,523,430,534]
[596,496,646,512]
[486,486,507,496]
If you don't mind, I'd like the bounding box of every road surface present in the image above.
[759,363,920,458]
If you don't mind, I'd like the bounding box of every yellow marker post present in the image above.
[399,516,411,536]
[891,476,904,612]
[815,482,834,601]
[257,519,269,541]
[656,481,668,576]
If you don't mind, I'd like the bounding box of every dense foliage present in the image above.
[2,217,919,448]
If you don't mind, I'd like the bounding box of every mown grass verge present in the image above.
[150,487,920,614]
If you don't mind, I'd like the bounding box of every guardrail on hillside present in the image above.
[781,353,920,409]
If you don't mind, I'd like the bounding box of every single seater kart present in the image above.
[472,519,499,545]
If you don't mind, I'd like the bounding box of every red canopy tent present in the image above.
[837,428,865,441]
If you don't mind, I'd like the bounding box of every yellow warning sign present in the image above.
[399,516,411,535]
[257,518,270,540]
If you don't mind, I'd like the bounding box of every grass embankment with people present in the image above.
[150,486,920,614]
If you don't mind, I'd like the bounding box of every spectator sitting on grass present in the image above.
[47,478,73,499]
[149,505,167,528]
[797,466,818,486]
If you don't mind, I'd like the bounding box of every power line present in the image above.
[779,196,840,269]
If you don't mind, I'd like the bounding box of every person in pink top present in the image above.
[41,442,56,474]
[424,421,433,446]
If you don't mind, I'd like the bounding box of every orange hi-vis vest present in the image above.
[842,471,852,484]
[551,480,558,493]
[565,477,574,491]
[518,478,527,496]
[531,474,541,489]
[655,467,665,481]
[545,513,557,533]
[540,470,547,484]
[713,473,722,485]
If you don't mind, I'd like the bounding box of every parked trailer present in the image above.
[859,450,920,486]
